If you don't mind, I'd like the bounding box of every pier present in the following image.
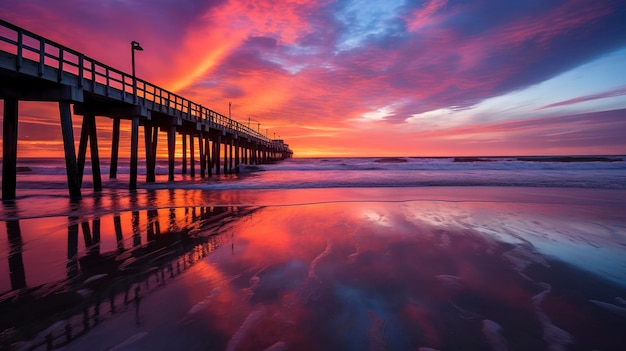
[0,19,292,199]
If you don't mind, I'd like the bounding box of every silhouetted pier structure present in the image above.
[0,19,292,199]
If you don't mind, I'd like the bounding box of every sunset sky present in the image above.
[2,0,626,157]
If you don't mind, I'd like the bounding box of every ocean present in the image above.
[10,155,626,191]
[1,156,626,350]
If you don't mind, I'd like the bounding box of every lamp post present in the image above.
[131,41,143,101]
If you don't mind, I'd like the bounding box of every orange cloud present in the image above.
[166,0,319,92]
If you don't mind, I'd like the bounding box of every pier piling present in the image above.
[59,102,81,197]
[167,126,176,181]
[190,133,195,178]
[182,133,187,175]
[130,117,139,190]
[109,118,120,179]
[2,98,19,200]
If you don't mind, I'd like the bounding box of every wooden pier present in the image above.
[0,19,292,199]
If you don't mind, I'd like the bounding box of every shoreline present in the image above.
[2,186,625,222]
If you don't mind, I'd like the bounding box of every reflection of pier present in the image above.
[0,19,292,200]
[0,204,253,349]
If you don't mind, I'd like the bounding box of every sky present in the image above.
[1,0,626,157]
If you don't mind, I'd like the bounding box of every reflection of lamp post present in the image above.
[131,41,143,101]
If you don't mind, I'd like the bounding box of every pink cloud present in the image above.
[405,0,449,32]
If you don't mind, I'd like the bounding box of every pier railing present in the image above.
[0,19,274,144]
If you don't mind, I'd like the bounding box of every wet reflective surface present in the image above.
[1,187,626,350]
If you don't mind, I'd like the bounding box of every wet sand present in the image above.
[1,187,626,350]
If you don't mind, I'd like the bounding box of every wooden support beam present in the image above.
[77,116,89,185]
[151,126,158,158]
[144,124,155,183]
[234,139,240,173]
[151,126,158,181]
[182,133,187,175]
[129,117,139,190]
[229,139,234,174]
[206,137,212,177]
[87,114,102,191]
[109,118,120,179]
[224,138,229,175]
[190,133,195,177]
[59,102,81,197]
[199,133,206,178]
[77,113,102,190]
[215,134,221,175]
[2,98,19,200]
[240,144,244,165]
[223,139,228,174]
[167,126,176,181]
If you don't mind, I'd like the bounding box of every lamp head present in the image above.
[131,41,143,51]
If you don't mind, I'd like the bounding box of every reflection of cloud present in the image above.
[362,209,392,227]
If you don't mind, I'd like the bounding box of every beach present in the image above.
[3,1,626,349]
[1,158,626,350]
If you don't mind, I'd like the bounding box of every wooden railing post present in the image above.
[105,67,110,96]
[16,29,23,71]
[159,89,163,111]
[78,54,84,87]
[58,49,64,82]
[38,39,45,76]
